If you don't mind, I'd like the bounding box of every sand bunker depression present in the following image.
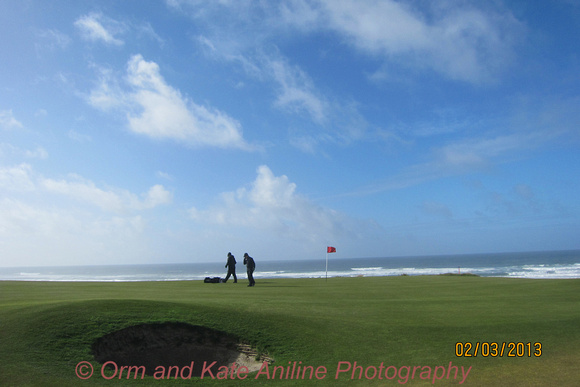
[92,322,269,377]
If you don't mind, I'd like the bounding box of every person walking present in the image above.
[243,253,256,287]
[224,252,237,283]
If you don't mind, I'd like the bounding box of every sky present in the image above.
[1,0,579,267]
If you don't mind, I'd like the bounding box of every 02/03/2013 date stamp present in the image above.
[455,342,542,357]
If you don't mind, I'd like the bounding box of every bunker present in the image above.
[92,322,269,377]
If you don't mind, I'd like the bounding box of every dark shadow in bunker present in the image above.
[92,322,265,377]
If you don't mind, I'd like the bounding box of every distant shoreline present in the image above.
[1,250,579,281]
[3,275,580,285]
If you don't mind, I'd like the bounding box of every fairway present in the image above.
[1,276,579,386]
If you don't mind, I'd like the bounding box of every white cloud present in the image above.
[41,175,172,213]
[156,171,173,181]
[266,57,328,124]
[74,13,125,46]
[24,146,49,159]
[250,165,297,208]
[68,130,93,143]
[0,110,23,130]
[88,67,127,111]
[189,165,378,244]
[0,164,35,192]
[197,36,369,151]
[88,55,256,150]
[0,144,48,160]
[278,0,322,30]
[136,22,165,45]
[317,0,523,83]
[348,127,555,197]
[142,184,173,209]
[194,25,330,124]
[288,135,320,154]
[197,36,330,121]
[176,0,523,84]
[126,55,251,148]
[0,164,171,214]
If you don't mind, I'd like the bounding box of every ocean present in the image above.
[1,250,579,282]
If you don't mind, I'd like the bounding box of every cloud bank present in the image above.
[189,165,379,245]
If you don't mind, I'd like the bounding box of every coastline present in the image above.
[1,250,579,282]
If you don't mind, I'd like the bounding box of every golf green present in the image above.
[1,276,578,385]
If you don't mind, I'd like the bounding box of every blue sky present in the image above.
[1,0,579,267]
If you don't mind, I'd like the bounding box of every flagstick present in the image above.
[325,251,328,282]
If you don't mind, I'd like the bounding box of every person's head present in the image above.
[244,253,248,257]
[228,252,232,257]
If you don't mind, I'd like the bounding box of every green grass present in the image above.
[1,276,579,385]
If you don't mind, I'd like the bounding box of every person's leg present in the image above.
[249,268,255,286]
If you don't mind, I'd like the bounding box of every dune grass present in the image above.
[0,276,579,385]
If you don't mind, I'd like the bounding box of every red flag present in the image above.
[327,246,336,253]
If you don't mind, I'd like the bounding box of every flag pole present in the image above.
[325,250,328,282]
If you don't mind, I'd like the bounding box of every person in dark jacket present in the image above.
[243,253,256,287]
[224,252,237,283]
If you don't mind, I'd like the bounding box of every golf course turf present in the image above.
[1,276,579,385]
